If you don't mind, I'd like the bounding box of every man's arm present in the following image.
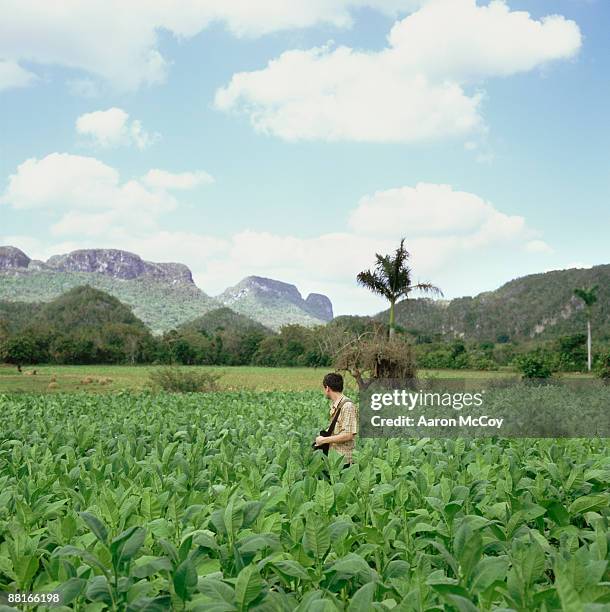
[324,431,355,444]
[314,431,354,446]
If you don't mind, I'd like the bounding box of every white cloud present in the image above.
[0,0,424,91]
[1,153,120,211]
[348,182,534,249]
[526,239,554,254]
[215,46,483,143]
[0,153,213,238]
[0,59,37,91]
[385,0,581,81]
[215,0,581,142]
[76,108,159,150]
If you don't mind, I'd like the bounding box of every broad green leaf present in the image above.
[235,564,264,611]
[223,496,243,541]
[348,582,375,612]
[197,558,221,576]
[303,518,330,559]
[111,526,146,565]
[86,575,113,606]
[383,560,410,580]
[133,556,172,578]
[327,553,374,582]
[193,530,219,551]
[157,538,179,564]
[238,534,279,555]
[554,570,583,612]
[444,594,480,612]
[173,559,197,602]
[198,577,236,603]
[14,555,38,588]
[127,595,173,611]
[51,545,108,575]
[272,559,309,581]
[315,480,335,514]
[0,557,15,580]
[55,577,86,605]
[79,512,108,545]
[546,501,570,526]
[470,556,509,592]
[242,501,263,528]
[569,495,608,515]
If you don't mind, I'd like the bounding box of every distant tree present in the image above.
[357,238,443,338]
[0,318,8,344]
[515,350,553,380]
[2,335,39,367]
[278,325,309,366]
[253,336,283,367]
[574,285,598,371]
[237,330,267,365]
[173,338,198,365]
[50,335,97,364]
[595,350,610,382]
[557,334,587,372]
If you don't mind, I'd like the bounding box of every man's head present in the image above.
[322,372,343,399]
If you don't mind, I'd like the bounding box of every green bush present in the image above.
[416,347,454,369]
[556,334,587,372]
[148,367,223,392]
[514,351,553,379]
[467,352,499,371]
[594,351,610,381]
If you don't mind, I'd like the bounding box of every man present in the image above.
[315,372,358,466]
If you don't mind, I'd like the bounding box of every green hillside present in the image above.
[32,285,148,332]
[377,264,610,342]
[0,286,155,365]
[0,271,218,335]
[177,306,273,336]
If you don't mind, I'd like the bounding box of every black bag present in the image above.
[312,397,347,455]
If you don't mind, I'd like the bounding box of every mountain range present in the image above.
[1,245,607,343]
[0,246,333,334]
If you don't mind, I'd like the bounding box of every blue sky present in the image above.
[0,0,608,315]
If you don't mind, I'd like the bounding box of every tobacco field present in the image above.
[0,391,609,611]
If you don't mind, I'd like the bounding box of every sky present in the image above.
[0,0,608,316]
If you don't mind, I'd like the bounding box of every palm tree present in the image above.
[357,238,443,338]
[574,285,598,372]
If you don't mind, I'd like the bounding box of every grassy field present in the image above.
[0,363,595,394]
[0,364,526,394]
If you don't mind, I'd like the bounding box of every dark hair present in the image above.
[322,372,343,392]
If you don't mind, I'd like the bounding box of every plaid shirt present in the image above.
[328,395,358,464]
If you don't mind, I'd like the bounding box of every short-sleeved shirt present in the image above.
[329,395,358,464]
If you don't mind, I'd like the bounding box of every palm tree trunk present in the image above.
[587,318,592,372]
[389,300,395,339]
